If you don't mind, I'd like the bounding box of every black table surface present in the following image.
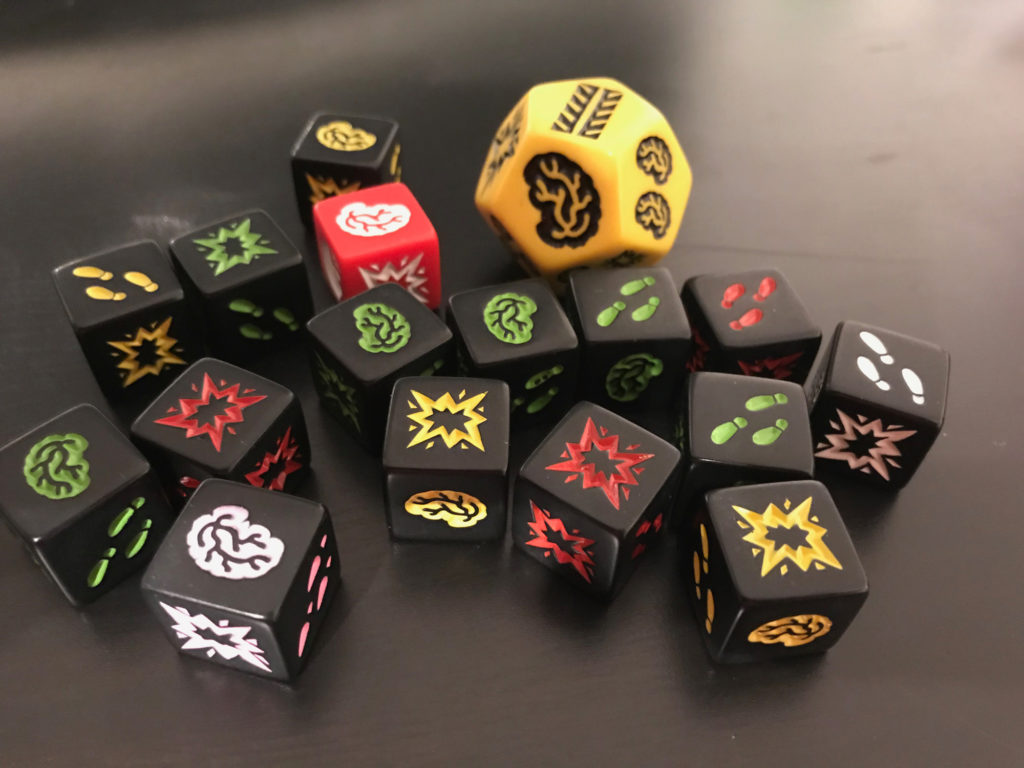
[1,2,1022,766]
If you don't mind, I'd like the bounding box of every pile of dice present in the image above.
[0,78,950,679]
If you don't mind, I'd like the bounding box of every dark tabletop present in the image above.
[1,1,1022,766]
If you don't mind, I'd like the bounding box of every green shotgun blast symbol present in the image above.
[23,433,91,500]
[353,303,411,353]
[87,496,152,588]
[228,298,299,340]
[710,393,790,446]
[605,353,664,402]
[194,218,277,276]
[512,364,566,414]
[483,292,538,344]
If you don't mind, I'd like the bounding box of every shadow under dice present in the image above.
[307,283,453,451]
[313,181,440,308]
[142,480,340,680]
[688,480,868,663]
[290,111,401,229]
[383,377,510,541]
[681,269,821,382]
[677,373,814,524]
[566,267,691,413]
[131,358,310,503]
[447,278,580,428]
[810,321,950,488]
[512,402,680,598]
[52,241,204,404]
[0,404,173,605]
[170,210,312,361]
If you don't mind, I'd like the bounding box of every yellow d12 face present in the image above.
[475,77,693,281]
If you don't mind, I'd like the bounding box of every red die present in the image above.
[313,182,441,308]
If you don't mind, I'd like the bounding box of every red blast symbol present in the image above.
[722,276,776,331]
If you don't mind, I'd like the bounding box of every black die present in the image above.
[141,480,340,680]
[810,321,950,487]
[681,269,821,382]
[131,358,310,502]
[0,404,173,605]
[170,210,312,360]
[512,403,680,598]
[688,480,868,663]
[307,284,453,451]
[565,267,690,413]
[677,373,814,521]
[383,377,510,541]
[291,112,401,228]
[52,241,204,404]
[447,278,579,427]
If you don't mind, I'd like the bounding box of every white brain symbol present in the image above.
[337,202,411,237]
[187,505,285,580]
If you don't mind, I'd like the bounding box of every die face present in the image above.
[0,404,173,604]
[511,482,622,595]
[142,479,329,625]
[131,358,295,478]
[519,402,680,534]
[307,284,452,387]
[292,112,400,172]
[682,270,821,382]
[824,321,950,428]
[386,473,507,541]
[686,373,814,475]
[52,243,204,399]
[567,267,691,409]
[313,182,440,308]
[383,377,510,473]
[474,77,693,280]
[447,278,580,422]
[689,481,868,662]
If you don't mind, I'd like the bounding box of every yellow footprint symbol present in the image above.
[73,266,158,302]
[693,522,714,633]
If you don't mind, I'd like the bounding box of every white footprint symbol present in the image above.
[856,330,925,405]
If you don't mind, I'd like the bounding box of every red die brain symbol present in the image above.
[336,201,411,238]
[721,276,777,331]
[523,153,602,248]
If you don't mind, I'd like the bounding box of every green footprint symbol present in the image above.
[710,416,748,445]
[620,276,656,296]
[596,276,661,327]
[710,393,791,446]
[87,497,151,588]
[597,300,627,327]
[230,298,272,340]
[273,307,299,332]
[631,297,660,322]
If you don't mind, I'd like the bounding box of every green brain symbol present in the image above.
[353,302,411,353]
[605,353,664,402]
[23,433,91,500]
[483,292,538,345]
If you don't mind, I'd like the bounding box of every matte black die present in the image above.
[383,377,510,541]
[291,112,401,228]
[565,267,690,413]
[0,404,173,605]
[131,358,310,503]
[512,402,680,598]
[681,269,821,382]
[447,278,579,427]
[307,283,453,451]
[170,210,312,361]
[141,480,340,680]
[809,321,950,487]
[677,373,814,523]
[687,480,868,663]
[52,241,204,405]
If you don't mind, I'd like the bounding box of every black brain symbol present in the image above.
[523,153,602,248]
[635,192,671,239]
[636,136,673,184]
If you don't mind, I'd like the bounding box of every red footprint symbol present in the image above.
[724,276,776,331]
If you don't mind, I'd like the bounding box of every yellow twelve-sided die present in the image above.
[474,77,693,280]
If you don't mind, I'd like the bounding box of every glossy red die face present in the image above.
[312,182,441,309]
